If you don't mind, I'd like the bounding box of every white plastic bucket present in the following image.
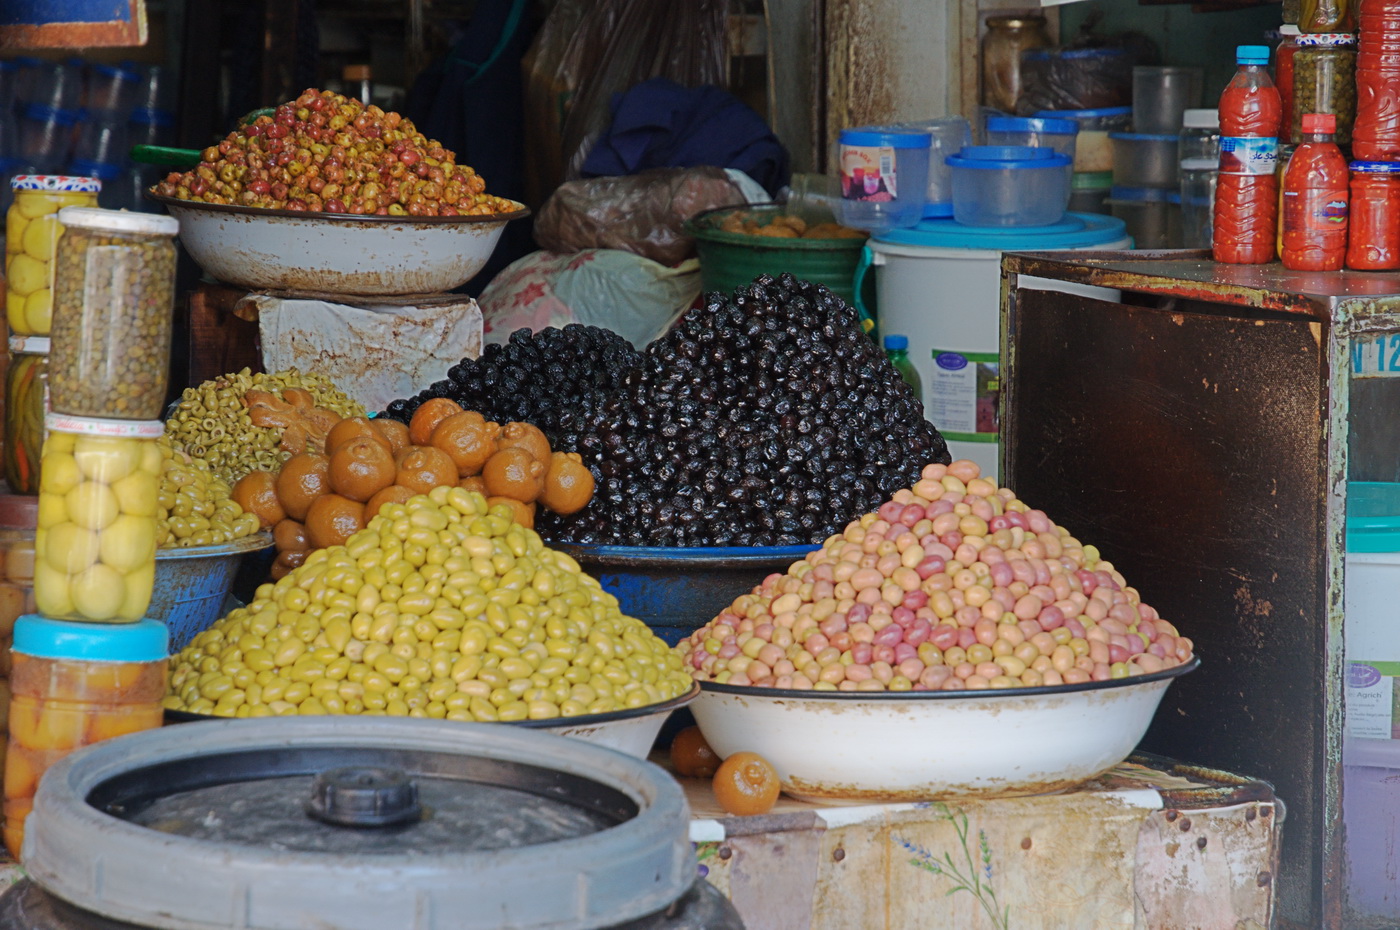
[856,213,1130,481]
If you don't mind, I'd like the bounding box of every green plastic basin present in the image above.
[686,204,868,303]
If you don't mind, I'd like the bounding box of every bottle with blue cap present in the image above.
[3,616,169,859]
[1214,45,1283,264]
[883,334,922,400]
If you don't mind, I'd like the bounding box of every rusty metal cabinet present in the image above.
[999,251,1400,929]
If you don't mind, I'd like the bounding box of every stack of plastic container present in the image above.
[67,62,140,209]
[124,66,178,214]
[1179,109,1222,248]
[17,61,84,177]
[0,205,177,861]
[1034,106,1133,215]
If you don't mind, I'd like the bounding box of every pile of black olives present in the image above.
[383,274,949,547]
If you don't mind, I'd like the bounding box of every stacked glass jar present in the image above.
[1,206,177,860]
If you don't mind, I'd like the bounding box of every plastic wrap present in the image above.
[1015,48,1134,115]
[559,0,727,181]
[522,0,726,205]
[478,249,700,349]
[534,167,744,265]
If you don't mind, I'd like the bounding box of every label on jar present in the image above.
[1352,333,1400,377]
[45,413,164,438]
[1219,136,1278,175]
[926,350,998,442]
[841,145,898,202]
[1347,661,1400,738]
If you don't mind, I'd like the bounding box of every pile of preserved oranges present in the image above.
[233,400,594,578]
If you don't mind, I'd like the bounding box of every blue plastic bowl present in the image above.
[153,533,274,650]
[552,543,818,645]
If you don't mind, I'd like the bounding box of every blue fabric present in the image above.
[581,78,789,196]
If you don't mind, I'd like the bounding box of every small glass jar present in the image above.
[3,616,166,859]
[33,414,164,624]
[0,531,35,781]
[4,336,48,495]
[1346,161,1400,270]
[1292,35,1358,144]
[4,176,99,337]
[48,208,178,420]
[981,15,1052,113]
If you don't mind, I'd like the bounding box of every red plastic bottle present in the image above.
[1354,0,1400,159]
[1281,113,1350,271]
[1215,46,1284,264]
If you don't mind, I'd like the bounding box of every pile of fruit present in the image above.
[677,460,1194,692]
[151,89,519,217]
[383,275,949,547]
[164,368,365,485]
[155,439,262,549]
[716,211,867,240]
[233,400,593,579]
[165,487,692,720]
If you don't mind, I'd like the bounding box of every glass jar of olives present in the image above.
[48,208,177,421]
[33,414,164,624]
[1292,34,1358,145]
[5,176,100,337]
[3,616,166,859]
[4,337,48,496]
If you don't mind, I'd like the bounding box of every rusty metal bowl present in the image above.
[689,657,1199,802]
[146,193,529,296]
[551,543,818,646]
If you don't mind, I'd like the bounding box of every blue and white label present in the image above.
[1353,334,1400,378]
[1219,136,1277,177]
[927,350,999,443]
[935,352,968,371]
[1347,661,1396,739]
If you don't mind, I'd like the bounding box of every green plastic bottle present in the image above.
[884,334,922,399]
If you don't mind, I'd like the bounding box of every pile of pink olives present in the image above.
[676,460,1194,692]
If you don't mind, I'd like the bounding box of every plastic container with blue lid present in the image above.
[5,615,169,859]
[985,116,1079,162]
[1109,131,1181,189]
[1037,106,1133,174]
[837,125,933,233]
[1107,185,1181,248]
[945,145,1072,227]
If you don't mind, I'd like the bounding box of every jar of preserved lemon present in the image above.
[33,414,163,624]
[3,615,166,859]
[4,176,100,337]
[4,337,48,495]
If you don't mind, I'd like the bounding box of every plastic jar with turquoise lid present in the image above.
[837,126,932,233]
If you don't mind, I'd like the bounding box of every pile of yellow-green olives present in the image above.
[166,486,693,720]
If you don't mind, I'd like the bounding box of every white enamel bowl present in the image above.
[147,193,528,296]
[690,657,1198,802]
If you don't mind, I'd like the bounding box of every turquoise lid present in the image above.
[13,616,169,662]
[1348,482,1400,553]
[872,212,1129,250]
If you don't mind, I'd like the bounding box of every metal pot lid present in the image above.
[25,718,696,930]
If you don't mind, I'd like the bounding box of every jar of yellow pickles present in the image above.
[5,176,100,337]
[3,337,48,495]
[3,616,166,859]
[33,414,163,624]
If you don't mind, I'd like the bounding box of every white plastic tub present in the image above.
[946,145,1072,227]
[855,213,1130,480]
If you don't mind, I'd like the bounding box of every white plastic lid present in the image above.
[8,335,49,355]
[46,413,164,438]
[1279,24,1301,36]
[1182,109,1220,130]
[54,206,178,236]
